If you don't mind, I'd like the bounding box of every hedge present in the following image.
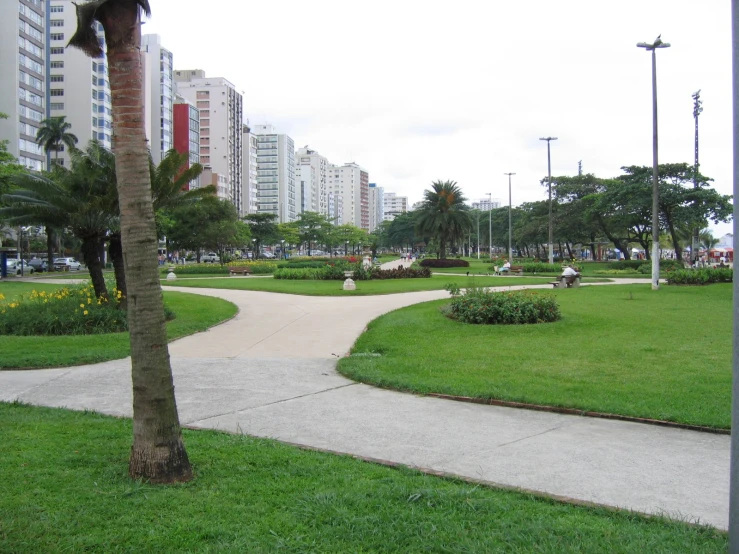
[419,259,470,268]
[447,290,561,325]
[666,268,732,285]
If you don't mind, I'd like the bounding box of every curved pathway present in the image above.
[0,268,729,530]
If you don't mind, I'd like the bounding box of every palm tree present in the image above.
[415,180,472,259]
[699,229,720,264]
[69,0,192,483]
[36,116,78,166]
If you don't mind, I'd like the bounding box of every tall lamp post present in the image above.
[504,173,516,260]
[637,35,670,290]
[476,212,481,259]
[539,137,557,264]
[691,90,703,265]
[486,192,492,258]
[280,239,286,260]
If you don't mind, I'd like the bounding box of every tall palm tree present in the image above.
[35,116,78,165]
[69,0,192,483]
[415,180,472,259]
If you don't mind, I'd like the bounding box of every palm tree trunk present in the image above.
[104,3,191,483]
[80,236,108,299]
[46,227,55,272]
[108,232,127,309]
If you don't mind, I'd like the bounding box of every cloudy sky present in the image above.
[144,0,733,236]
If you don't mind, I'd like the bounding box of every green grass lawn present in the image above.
[162,274,553,295]
[0,282,237,369]
[422,259,646,278]
[0,403,726,553]
[339,284,731,428]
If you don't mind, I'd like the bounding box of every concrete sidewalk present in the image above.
[1,272,728,529]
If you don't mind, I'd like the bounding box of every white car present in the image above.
[4,259,34,275]
[53,257,82,271]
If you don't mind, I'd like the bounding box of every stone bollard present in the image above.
[166,266,177,281]
[343,270,356,290]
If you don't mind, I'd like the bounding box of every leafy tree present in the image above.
[294,211,333,255]
[416,181,472,259]
[385,212,419,251]
[277,222,300,254]
[0,113,26,205]
[69,0,192,483]
[35,116,78,165]
[243,213,278,259]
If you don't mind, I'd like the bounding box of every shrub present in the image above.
[169,261,277,275]
[371,267,431,280]
[273,268,320,280]
[419,259,470,268]
[447,289,561,325]
[637,259,685,274]
[521,262,561,274]
[0,284,133,336]
[608,260,645,270]
[666,268,733,285]
[593,269,635,275]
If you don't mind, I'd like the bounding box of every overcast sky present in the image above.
[144,0,733,237]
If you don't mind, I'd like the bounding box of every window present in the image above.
[50,46,64,54]
[50,61,64,68]
[50,89,64,96]
[50,5,64,12]
[50,102,64,110]
[200,118,209,127]
[50,33,64,41]
[196,101,209,108]
[92,75,97,85]
[50,75,64,82]
[50,20,64,27]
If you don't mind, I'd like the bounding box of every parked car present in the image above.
[260,251,275,259]
[28,258,49,272]
[53,257,82,271]
[4,259,34,275]
[200,252,220,263]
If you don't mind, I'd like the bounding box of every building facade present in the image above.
[0,0,47,171]
[328,162,369,230]
[294,146,329,216]
[142,34,173,165]
[174,70,243,212]
[241,124,258,214]
[172,94,199,190]
[382,192,408,221]
[472,198,502,211]
[368,183,384,232]
[251,124,296,223]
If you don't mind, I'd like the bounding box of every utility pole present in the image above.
[692,90,703,265]
[504,173,515,261]
[539,137,557,264]
[486,192,493,259]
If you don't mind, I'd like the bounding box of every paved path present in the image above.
[1,270,729,529]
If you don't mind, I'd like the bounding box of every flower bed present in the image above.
[419,259,470,268]
[666,268,732,285]
[446,289,561,325]
[169,261,277,275]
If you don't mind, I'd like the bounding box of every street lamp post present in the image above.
[637,35,670,290]
[504,173,516,261]
[345,240,349,256]
[486,192,492,258]
[280,239,286,260]
[691,90,703,265]
[252,238,257,259]
[539,137,557,264]
[477,212,480,259]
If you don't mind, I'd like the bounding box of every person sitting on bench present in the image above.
[562,265,579,278]
[500,260,511,273]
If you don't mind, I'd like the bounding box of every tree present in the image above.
[0,113,27,204]
[294,211,332,255]
[69,0,192,483]
[35,116,79,165]
[277,222,300,254]
[416,181,472,259]
[243,213,278,259]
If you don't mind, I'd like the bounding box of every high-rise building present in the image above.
[142,34,173,165]
[251,124,296,223]
[174,70,243,212]
[383,192,408,221]
[295,156,315,213]
[368,183,384,232]
[295,146,329,216]
[472,198,502,211]
[0,0,47,171]
[172,93,199,190]
[241,124,258,214]
[327,191,343,225]
[327,162,369,230]
[45,0,112,167]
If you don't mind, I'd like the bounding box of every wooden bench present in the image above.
[499,265,524,276]
[550,274,581,288]
[228,266,252,276]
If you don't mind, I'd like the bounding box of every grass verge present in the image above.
[162,274,554,295]
[338,284,731,429]
[0,403,727,553]
[0,282,237,369]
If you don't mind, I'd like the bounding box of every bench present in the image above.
[228,266,252,276]
[499,265,524,276]
[550,274,581,288]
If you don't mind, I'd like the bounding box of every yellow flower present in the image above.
[83,310,89,315]
[0,293,5,301]
[80,303,85,308]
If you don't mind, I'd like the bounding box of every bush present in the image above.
[371,267,431,280]
[170,261,277,275]
[666,268,733,285]
[637,259,685,274]
[419,259,470,268]
[273,268,321,280]
[0,284,134,336]
[447,289,561,325]
[521,262,561,274]
[608,260,645,270]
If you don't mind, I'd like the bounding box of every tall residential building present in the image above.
[241,124,258,214]
[251,124,296,223]
[295,146,329,216]
[174,70,243,213]
[47,0,113,166]
[295,156,315,213]
[172,93,199,190]
[368,183,384,232]
[327,191,343,225]
[327,162,369,230]
[142,34,173,165]
[0,0,47,171]
[383,192,408,221]
[472,197,502,211]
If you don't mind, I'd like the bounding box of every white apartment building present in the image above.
[241,124,258,214]
[472,198,502,211]
[383,192,408,222]
[294,146,329,216]
[327,191,343,225]
[368,183,384,232]
[142,34,173,165]
[174,70,243,213]
[295,157,315,213]
[251,124,296,223]
[0,0,47,171]
[46,0,113,166]
[327,162,369,230]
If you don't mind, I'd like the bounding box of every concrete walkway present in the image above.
[1,269,729,529]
